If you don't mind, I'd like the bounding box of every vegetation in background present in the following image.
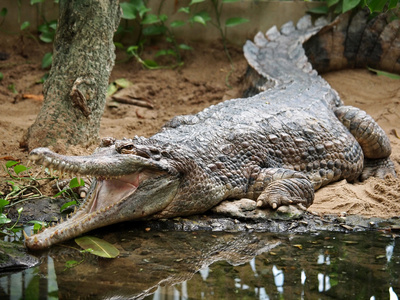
[308,0,399,16]
[118,0,248,69]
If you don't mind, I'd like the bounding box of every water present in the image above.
[0,225,399,299]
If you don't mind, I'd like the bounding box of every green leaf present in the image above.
[142,25,166,36]
[141,14,159,25]
[193,15,206,25]
[327,0,340,7]
[342,0,361,12]
[6,161,19,168]
[179,43,193,50]
[28,220,46,234]
[190,0,205,5]
[192,11,211,24]
[178,7,190,13]
[107,82,118,97]
[7,84,17,94]
[368,67,400,79]
[366,0,389,12]
[159,14,168,22]
[155,49,177,57]
[41,52,52,69]
[13,164,28,175]
[120,2,137,20]
[307,6,329,14]
[20,21,30,31]
[115,78,133,88]
[126,45,138,54]
[170,20,186,28]
[223,0,240,2]
[60,200,77,213]
[0,8,7,17]
[0,214,11,225]
[114,42,124,49]
[69,177,84,188]
[31,0,45,4]
[48,20,57,30]
[39,31,54,43]
[142,59,159,68]
[225,17,249,27]
[75,236,120,258]
[0,199,10,210]
[28,220,46,233]
[64,260,80,270]
[388,0,398,9]
[0,72,2,81]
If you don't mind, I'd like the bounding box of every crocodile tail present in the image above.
[304,8,400,74]
[243,15,330,97]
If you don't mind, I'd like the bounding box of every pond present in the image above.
[0,224,399,300]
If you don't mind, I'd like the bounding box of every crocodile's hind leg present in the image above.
[334,105,396,180]
[247,168,315,209]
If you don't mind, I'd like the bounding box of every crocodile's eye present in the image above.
[120,144,135,154]
[122,145,134,150]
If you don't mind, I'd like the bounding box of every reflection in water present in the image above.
[272,265,284,294]
[0,227,399,299]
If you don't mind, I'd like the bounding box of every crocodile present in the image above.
[25,9,398,249]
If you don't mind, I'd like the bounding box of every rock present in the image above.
[0,240,39,274]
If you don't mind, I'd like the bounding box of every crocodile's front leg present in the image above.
[334,106,396,180]
[247,168,314,209]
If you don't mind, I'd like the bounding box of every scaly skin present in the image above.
[25,11,397,249]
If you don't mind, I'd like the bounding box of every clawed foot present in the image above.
[256,178,314,209]
[359,158,396,181]
[256,194,309,210]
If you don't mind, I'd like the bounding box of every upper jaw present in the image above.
[28,147,178,178]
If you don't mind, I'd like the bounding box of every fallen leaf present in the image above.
[391,129,400,139]
[75,236,120,258]
[22,94,44,101]
[0,156,17,161]
[343,241,358,244]
[293,244,303,249]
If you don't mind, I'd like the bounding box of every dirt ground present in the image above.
[0,33,399,219]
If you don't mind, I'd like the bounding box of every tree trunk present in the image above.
[22,0,120,152]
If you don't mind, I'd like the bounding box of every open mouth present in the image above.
[88,173,140,214]
[85,170,166,215]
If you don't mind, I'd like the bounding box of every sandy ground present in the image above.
[0,33,399,219]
